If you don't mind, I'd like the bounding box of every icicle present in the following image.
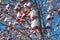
[47,5,53,12]
[14,2,20,12]
[58,9,60,15]
[46,14,53,20]
[47,33,50,38]
[8,22,12,26]
[28,9,38,20]
[17,12,21,18]
[6,4,10,9]
[13,22,18,27]
[5,3,10,13]
[45,22,51,29]
[46,14,51,20]
[4,17,8,22]
[31,19,39,30]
